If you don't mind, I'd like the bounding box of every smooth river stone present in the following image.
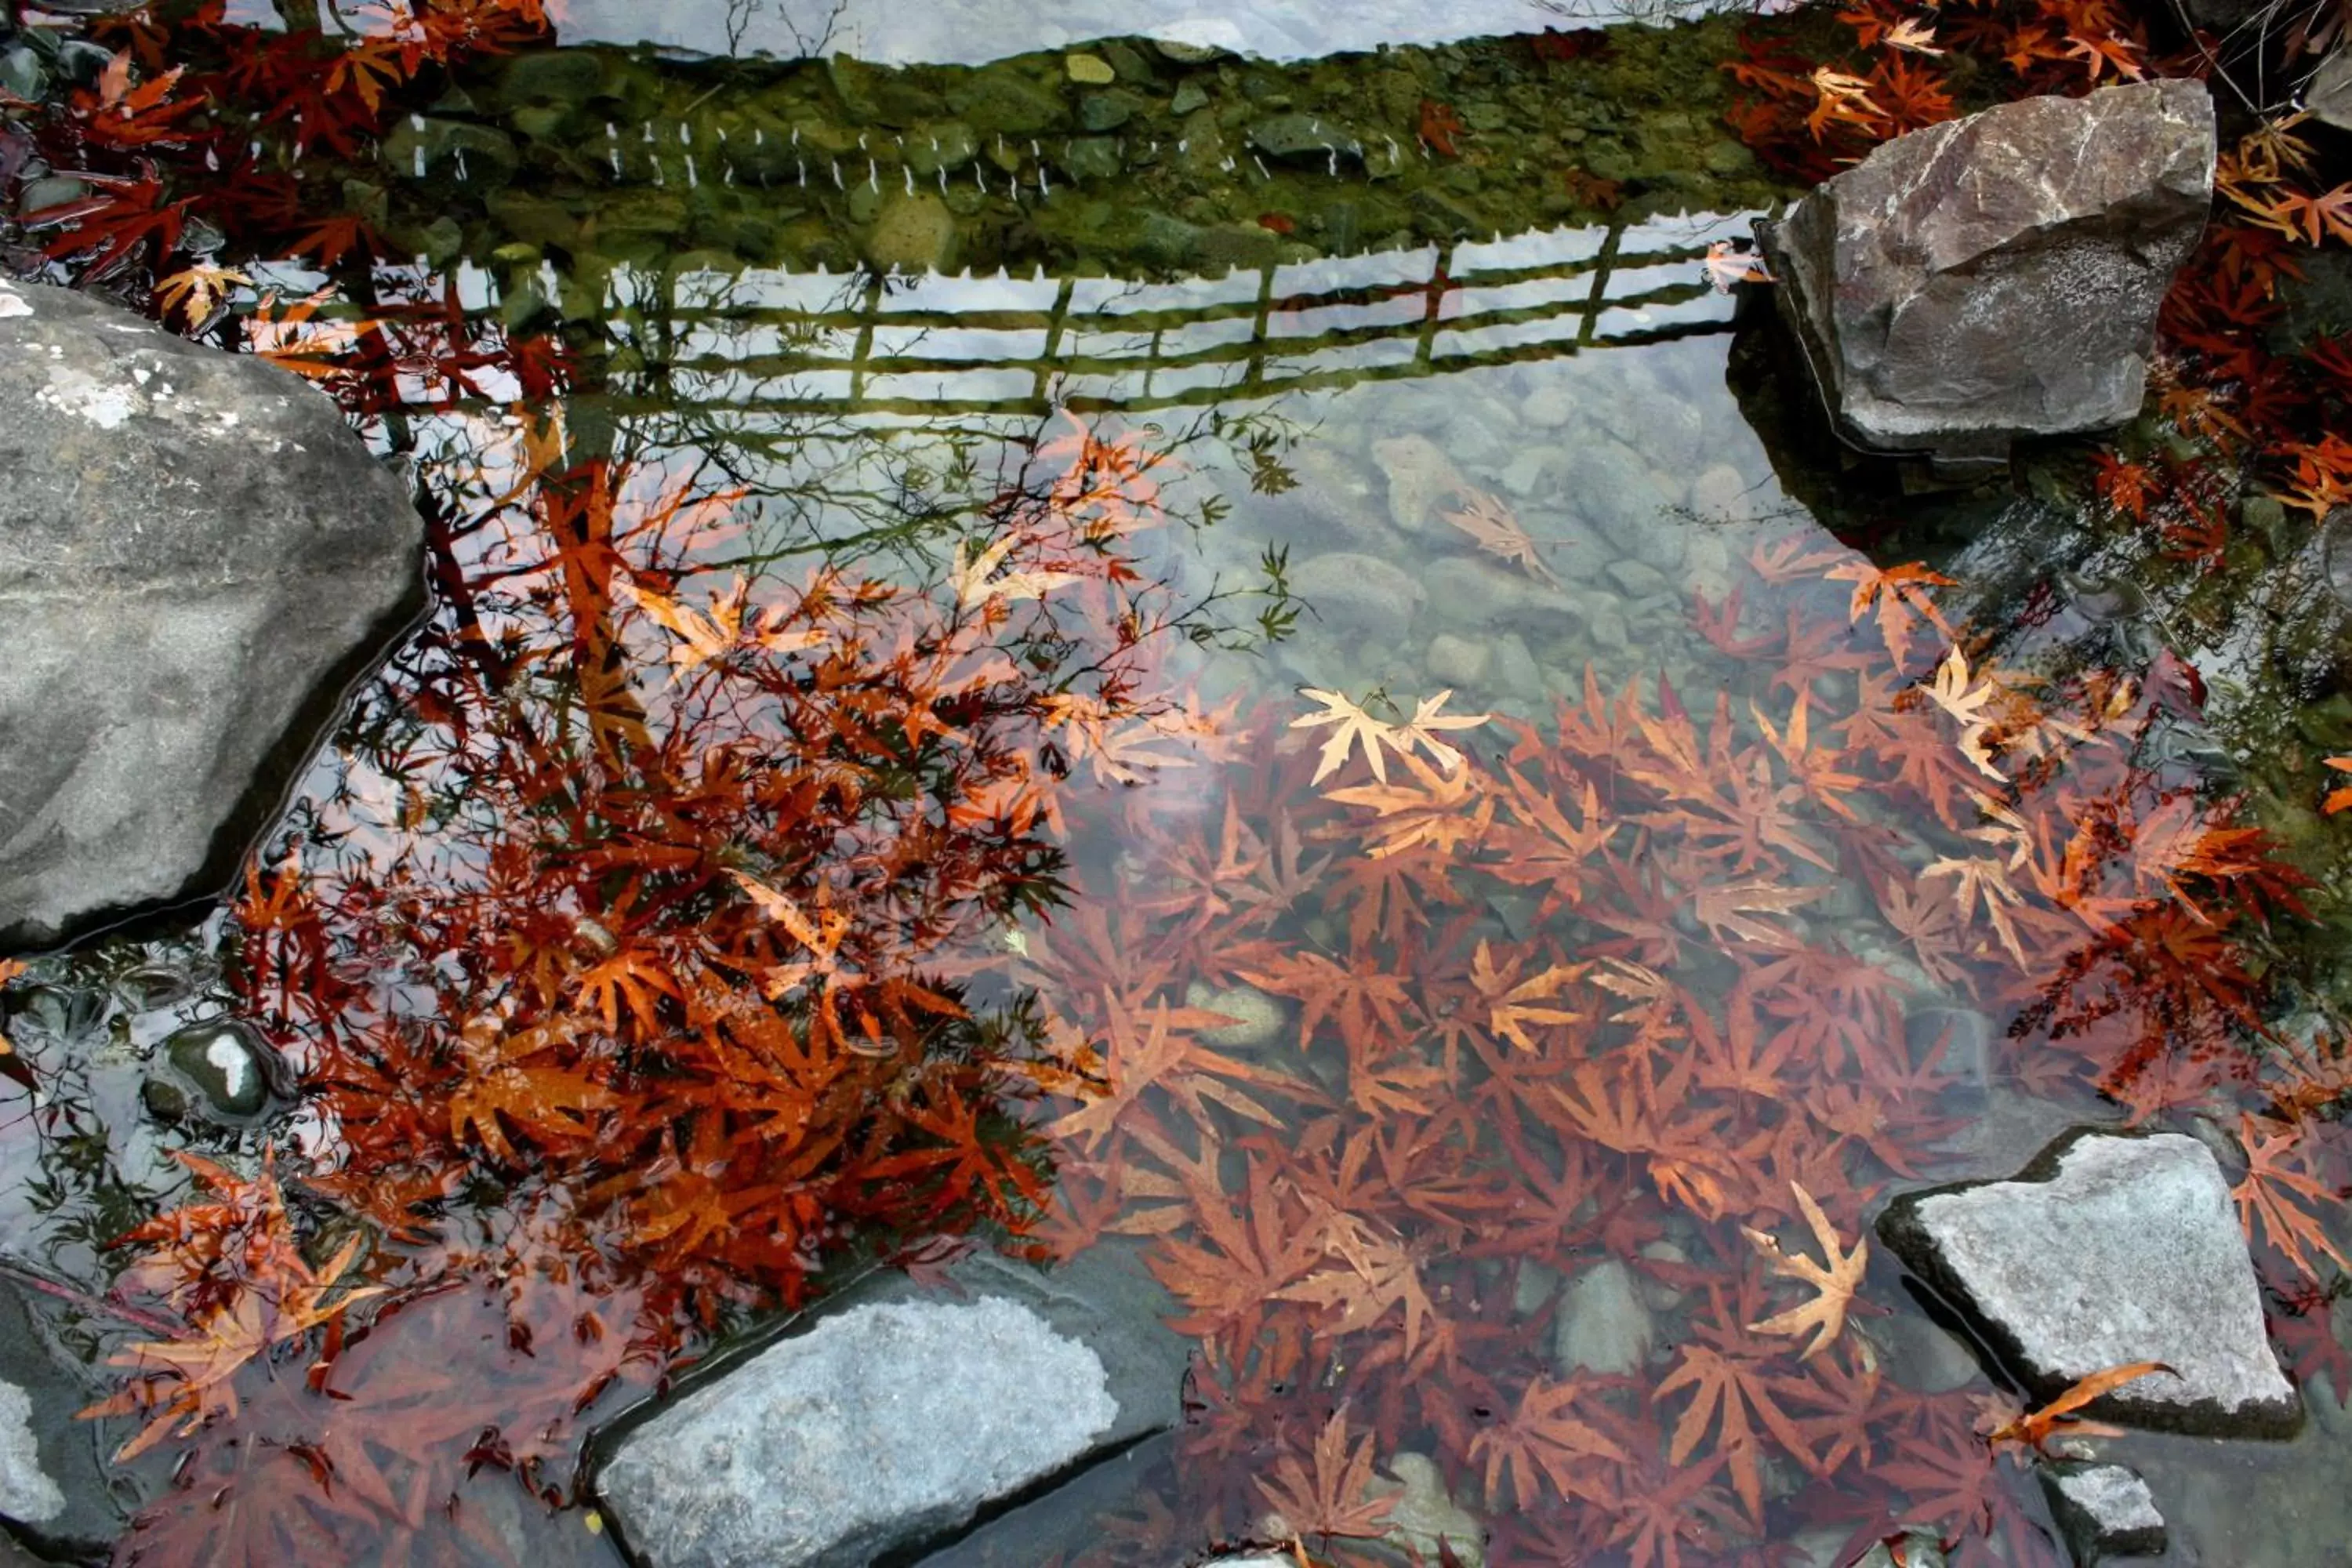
[597,1245,1187,1567]
[600,1295,1114,1567]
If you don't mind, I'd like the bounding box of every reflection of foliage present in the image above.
[238,415,1211,1307]
[1721,0,2174,184]
[9,0,552,293]
[86,1152,379,1462]
[2,982,175,1287]
[994,538,2336,1567]
[79,396,1232,1559]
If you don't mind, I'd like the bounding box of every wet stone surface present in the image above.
[2038,1460,2167,1565]
[596,1245,1187,1567]
[153,1020,277,1123]
[0,1276,135,1556]
[0,276,426,951]
[1878,1129,2300,1436]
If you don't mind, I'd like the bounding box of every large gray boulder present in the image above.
[0,275,425,951]
[593,1245,1189,1568]
[1878,1129,2299,1437]
[1760,79,2214,466]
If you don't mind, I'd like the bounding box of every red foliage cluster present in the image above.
[85,412,1218,1563]
[971,535,2336,1566]
[16,0,551,296]
[1720,0,2189,182]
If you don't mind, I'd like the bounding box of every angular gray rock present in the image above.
[1878,1129,2299,1437]
[2309,49,2352,134]
[594,1245,1189,1568]
[0,1272,135,1555]
[2038,1460,2166,1565]
[1760,79,2215,466]
[0,275,425,950]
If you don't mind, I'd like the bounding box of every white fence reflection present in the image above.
[402,214,1750,426]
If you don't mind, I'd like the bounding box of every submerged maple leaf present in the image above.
[1692,880,1828,949]
[2232,1114,2352,1280]
[1825,559,1953,670]
[1440,489,1560,584]
[1742,1181,1868,1359]
[1466,1375,1625,1509]
[85,1155,385,1461]
[1274,1207,1438,1357]
[1257,1406,1396,1541]
[1291,688,1491,786]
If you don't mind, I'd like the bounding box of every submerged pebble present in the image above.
[158,1020,276,1121]
[1552,1257,1653,1377]
[1184,982,1287,1051]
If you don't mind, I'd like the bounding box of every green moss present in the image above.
[390,16,1804,283]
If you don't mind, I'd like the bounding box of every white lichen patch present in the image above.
[37,367,139,431]
[0,282,28,320]
[0,1381,64,1523]
[35,358,242,440]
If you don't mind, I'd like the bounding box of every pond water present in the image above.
[7,6,2352,1568]
[237,0,1729,64]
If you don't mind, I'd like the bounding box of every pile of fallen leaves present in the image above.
[982,520,2343,1566]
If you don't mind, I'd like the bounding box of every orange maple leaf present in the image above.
[2233,1114,2352,1279]
[1256,1406,1396,1541]
[1466,1375,1625,1509]
[1656,1338,1818,1523]
[2322,757,2352,815]
[1980,1360,2169,1453]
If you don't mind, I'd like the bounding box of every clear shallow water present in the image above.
[12,227,2348,1563]
[9,13,2352,1568]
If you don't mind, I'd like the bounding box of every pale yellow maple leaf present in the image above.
[154,263,252,326]
[1293,688,1401,785]
[1924,648,2008,781]
[1884,16,1945,52]
[950,533,1083,609]
[1291,688,1494,786]
[1922,852,2029,967]
[1381,689,1492,775]
[1743,1181,1868,1359]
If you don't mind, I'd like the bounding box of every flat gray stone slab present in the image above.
[2038,1461,2166,1565]
[0,275,424,950]
[0,1272,139,1555]
[1878,1130,2299,1436]
[595,1244,1187,1568]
